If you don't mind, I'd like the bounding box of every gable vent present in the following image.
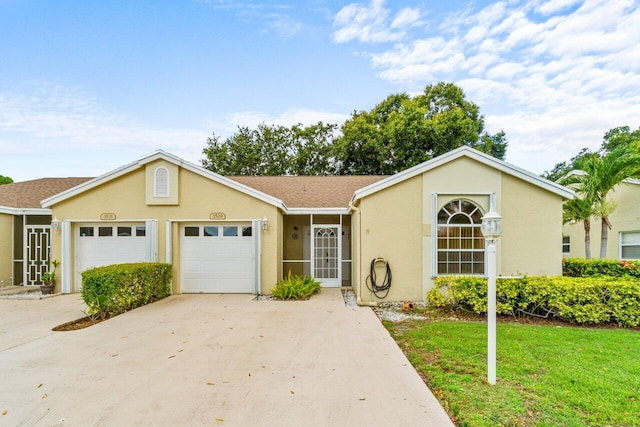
[154,167,169,197]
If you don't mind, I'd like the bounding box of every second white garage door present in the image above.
[181,223,257,293]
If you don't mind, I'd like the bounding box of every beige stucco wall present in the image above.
[357,175,423,303]
[563,182,640,259]
[501,174,564,276]
[0,213,13,287]
[355,156,565,303]
[50,160,281,294]
[422,156,501,299]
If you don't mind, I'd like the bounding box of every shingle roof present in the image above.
[0,178,93,209]
[230,176,387,208]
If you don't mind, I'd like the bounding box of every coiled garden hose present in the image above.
[365,257,392,299]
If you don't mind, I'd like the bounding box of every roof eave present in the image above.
[0,206,52,215]
[285,207,351,215]
[42,150,287,210]
[353,146,574,201]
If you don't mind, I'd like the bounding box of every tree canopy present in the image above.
[201,82,508,176]
[0,175,13,185]
[543,125,640,181]
[202,122,338,176]
[334,82,507,175]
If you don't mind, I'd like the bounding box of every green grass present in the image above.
[385,319,640,427]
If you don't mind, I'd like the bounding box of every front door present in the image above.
[311,225,341,287]
[25,225,51,285]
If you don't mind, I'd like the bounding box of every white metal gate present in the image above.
[311,225,341,287]
[25,225,51,286]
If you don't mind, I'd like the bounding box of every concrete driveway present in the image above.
[0,290,452,426]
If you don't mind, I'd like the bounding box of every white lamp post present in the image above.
[480,209,502,385]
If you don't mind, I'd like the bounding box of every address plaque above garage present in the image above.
[100,213,117,220]
[209,212,226,220]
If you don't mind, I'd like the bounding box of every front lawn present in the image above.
[385,319,640,426]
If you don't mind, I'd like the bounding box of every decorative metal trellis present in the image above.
[25,226,51,286]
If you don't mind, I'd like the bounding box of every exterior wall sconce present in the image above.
[51,217,61,233]
[480,209,502,386]
[262,216,269,231]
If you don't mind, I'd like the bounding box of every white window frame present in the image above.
[435,199,485,276]
[562,236,570,254]
[620,231,640,260]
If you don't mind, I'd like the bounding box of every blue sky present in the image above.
[1,0,639,181]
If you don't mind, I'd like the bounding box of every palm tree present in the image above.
[565,147,640,258]
[562,195,597,259]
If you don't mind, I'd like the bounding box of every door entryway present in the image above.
[311,225,341,287]
[25,225,51,285]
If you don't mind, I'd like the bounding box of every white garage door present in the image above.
[75,223,148,291]
[181,223,256,293]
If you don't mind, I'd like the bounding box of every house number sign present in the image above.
[100,213,117,220]
[209,212,226,220]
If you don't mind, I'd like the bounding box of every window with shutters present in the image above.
[154,166,169,198]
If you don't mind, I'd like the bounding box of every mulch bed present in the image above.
[52,316,107,331]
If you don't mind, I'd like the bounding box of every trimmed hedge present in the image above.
[563,258,640,278]
[81,263,172,319]
[427,275,640,327]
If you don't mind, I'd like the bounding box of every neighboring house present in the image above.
[0,178,93,287]
[4,146,572,303]
[562,178,640,260]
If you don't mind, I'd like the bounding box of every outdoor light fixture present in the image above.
[481,208,502,386]
[51,217,61,233]
[262,216,269,231]
[480,210,503,241]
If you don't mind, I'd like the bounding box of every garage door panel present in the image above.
[180,224,257,294]
[75,223,148,291]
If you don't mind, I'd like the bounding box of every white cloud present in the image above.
[0,84,208,178]
[333,0,640,173]
[391,7,422,29]
[332,0,420,43]
[205,108,350,136]
[264,13,303,38]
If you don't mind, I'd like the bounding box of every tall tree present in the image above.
[202,122,338,176]
[334,82,507,175]
[600,125,640,153]
[0,175,13,185]
[563,146,640,258]
[542,148,598,182]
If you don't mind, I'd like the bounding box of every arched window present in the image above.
[437,199,484,275]
[154,166,169,198]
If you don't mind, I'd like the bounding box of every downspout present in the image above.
[348,202,378,307]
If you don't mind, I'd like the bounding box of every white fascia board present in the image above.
[42,149,287,211]
[352,146,574,202]
[0,206,52,215]
[286,207,351,215]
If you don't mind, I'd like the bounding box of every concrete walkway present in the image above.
[0,290,453,426]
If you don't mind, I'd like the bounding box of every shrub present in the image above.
[427,275,640,327]
[563,258,640,278]
[271,272,321,300]
[81,263,172,319]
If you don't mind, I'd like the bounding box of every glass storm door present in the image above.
[311,225,341,287]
